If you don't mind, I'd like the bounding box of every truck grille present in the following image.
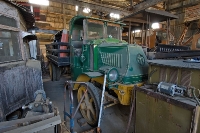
[100,52,122,68]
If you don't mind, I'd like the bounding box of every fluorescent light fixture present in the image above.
[132,30,141,33]
[152,23,160,29]
[110,13,120,19]
[75,6,78,11]
[83,8,91,13]
[29,0,49,6]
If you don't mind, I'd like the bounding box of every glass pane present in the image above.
[0,31,11,38]
[72,29,80,40]
[0,15,17,28]
[197,38,200,49]
[107,26,120,39]
[88,22,103,39]
[0,30,21,63]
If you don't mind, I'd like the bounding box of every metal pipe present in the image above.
[72,89,88,118]
[148,15,150,48]
[146,14,148,47]
[125,86,136,133]
[97,74,107,133]
[129,21,131,43]
[68,84,74,133]
[142,23,144,45]
[64,81,90,133]
[64,84,68,121]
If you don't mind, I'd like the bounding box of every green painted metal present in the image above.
[98,43,148,84]
[93,45,98,70]
[69,15,148,86]
[88,38,127,45]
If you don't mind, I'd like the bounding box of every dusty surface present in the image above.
[43,74,134,133]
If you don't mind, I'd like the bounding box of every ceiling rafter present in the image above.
[49,0,131,16]
[120,0,167,20]
[167,0,200,11]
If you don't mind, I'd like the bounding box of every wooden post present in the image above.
[148,14,150,48]
[146,14,148,47]
[129,21,131,43]
[62,4,66,29]
[142,23,144,45]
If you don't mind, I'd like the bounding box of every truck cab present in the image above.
[69,16,124,80]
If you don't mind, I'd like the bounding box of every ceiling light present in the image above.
[83,8,91,13]
[29,0,49,6]
[110,13,120,19]
[75,6,78,11]
[152,23,160,29]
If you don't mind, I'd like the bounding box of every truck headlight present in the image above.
[107,68,119,82]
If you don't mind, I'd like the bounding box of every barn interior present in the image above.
[0,0,200,133]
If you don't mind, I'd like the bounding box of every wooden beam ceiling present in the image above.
[167,0,200,11]
[49,0,131,16]
[124,18,147,23]
[121,0,167,20]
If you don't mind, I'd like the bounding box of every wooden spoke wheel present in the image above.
[49,62,61,81]
[77,83,100,127]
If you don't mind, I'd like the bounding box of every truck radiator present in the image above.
[100,52,122,68]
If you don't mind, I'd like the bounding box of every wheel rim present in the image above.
[77,86,97,125]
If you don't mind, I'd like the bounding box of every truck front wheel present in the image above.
[77,83,100,127]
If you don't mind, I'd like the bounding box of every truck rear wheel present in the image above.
[49,62,56,81]
[49,62,61,81]
[55,67,61,81]
[77,83,100,127]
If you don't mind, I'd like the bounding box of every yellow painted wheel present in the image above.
[77,83,100,127]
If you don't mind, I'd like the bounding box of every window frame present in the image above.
[0,14,22,64]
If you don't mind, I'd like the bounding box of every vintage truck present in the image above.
[57,16,148,126]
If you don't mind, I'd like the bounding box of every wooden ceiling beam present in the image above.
[49,0,131,16]
[120,0,166,20]
[124,18,147,23]
[167,0,200,11]
[35,29,59,34]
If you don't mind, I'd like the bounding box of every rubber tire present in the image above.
[77,82,101,127]
[49,62,56,81]
[56,67,61,81]
[49,62,53,81]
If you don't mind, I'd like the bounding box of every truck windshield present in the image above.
[88,22,103,39]
[107,25,120,39]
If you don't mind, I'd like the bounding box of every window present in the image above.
[0,30,21,63]
[107,25,120,39]
[0,15,17,28]
[87,22,103,39]
[197,38,200,49]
